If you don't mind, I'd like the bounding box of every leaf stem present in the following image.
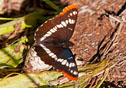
[44,0,60,11]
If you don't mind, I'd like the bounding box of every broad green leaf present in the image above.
[0,37,28,68]
[0,71,62,88]
[0,58,116,88]
[0,9,45,35]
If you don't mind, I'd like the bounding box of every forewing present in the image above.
[35,5,78,42]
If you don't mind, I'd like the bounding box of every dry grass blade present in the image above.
[77,57,117,88]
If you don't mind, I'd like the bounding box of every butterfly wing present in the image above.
[27,5,79,81]
[35,5,78,42]
[34,43,78,80]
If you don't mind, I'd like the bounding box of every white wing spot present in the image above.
[71,19,75,24]
[49,53,54,56]
[61,60,67,65]
[69,63,72,68]
[40,24,44,27]
[66,62,69,67]
[65,20,69,24]
[61,21,67,27]
[44,34,49,37]
[32,50,37,56]
[47,31,52,35]
[53,26,57,31]
[57,58,64,62]
[46,34,51,37]
[69,62,75,68]
[44,21,48,23]
[71,63,75,67]
[51,55,57,60]
[57,24,63,28]
[69,19,72,24]
[70,13,73,16]
[70,70,74,73]
[73,71,78,75]
[73,11,77,15]
[68,57,73,60]
[46,49,51,54]
[68,28,73,30]
[40,36,46,41]
[50,29,55,33]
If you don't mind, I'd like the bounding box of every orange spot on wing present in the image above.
[57,5,78,17]
[61,71,78,81]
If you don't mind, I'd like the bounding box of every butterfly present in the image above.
[24,5,78,80]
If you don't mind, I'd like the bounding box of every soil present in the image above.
[63,0,126,87]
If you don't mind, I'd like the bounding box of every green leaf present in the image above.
[0,37,28,68]
[0,71,62,88]
[0,9,45,35]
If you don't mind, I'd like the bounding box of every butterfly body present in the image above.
[24,5,78,81]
